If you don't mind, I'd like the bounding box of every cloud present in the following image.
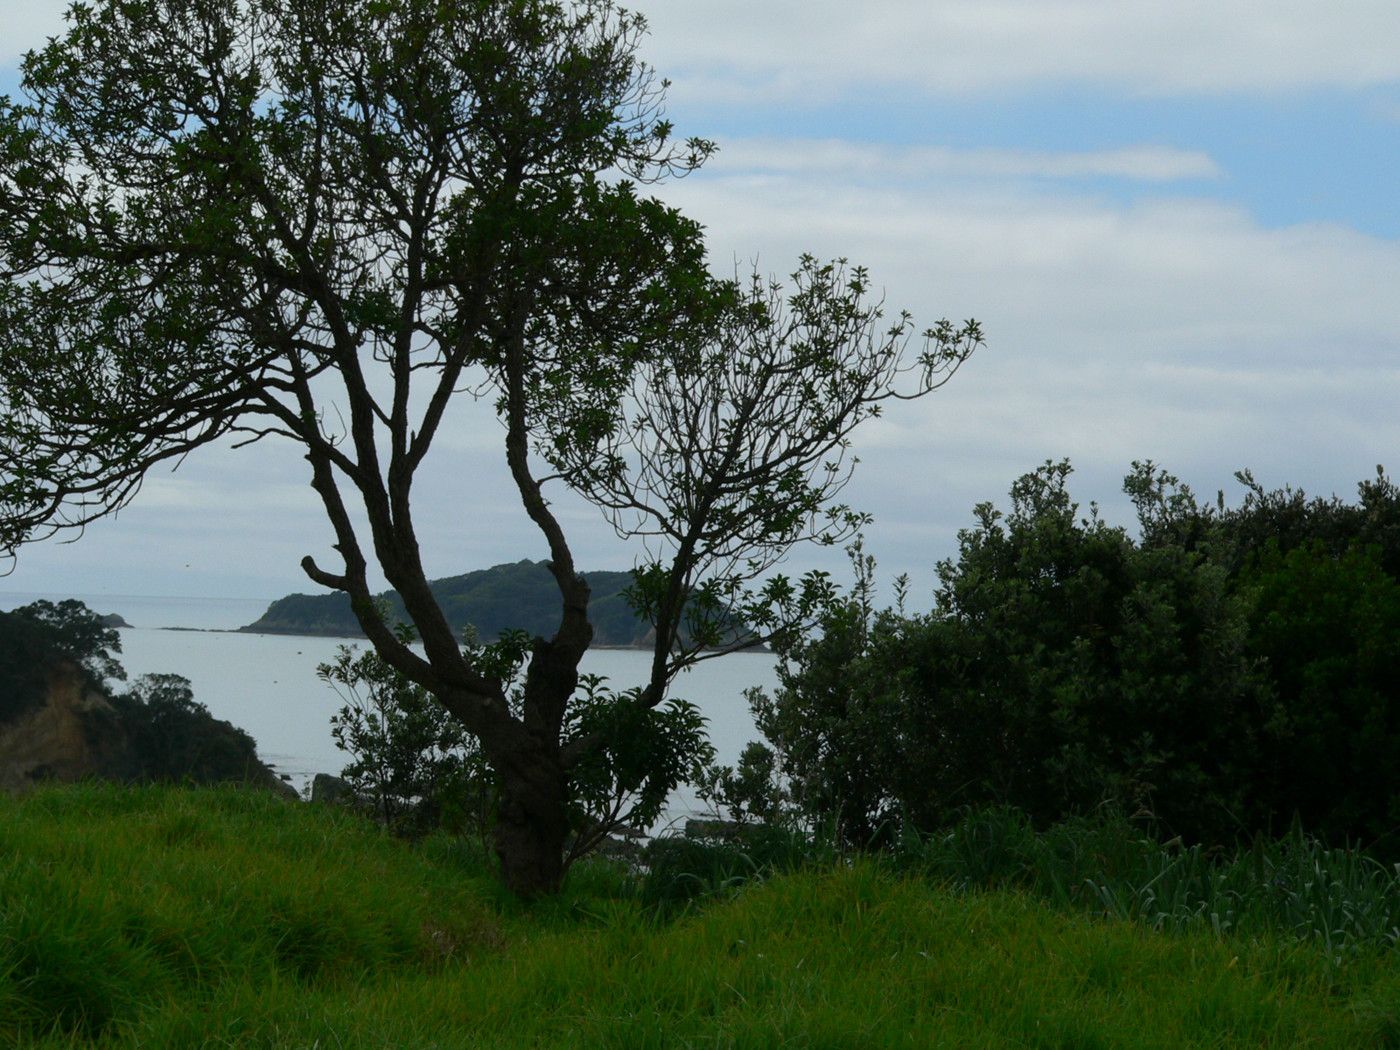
[12,138,1399,600]
[9,1,1400,100]
[646,144,1400,594]
[636,0,1400,99]
[4,3,1398,603]
[716,139,1222,182]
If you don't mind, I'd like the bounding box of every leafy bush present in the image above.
[0,599,123,722]
[321,634,486,837]
[748,460,1400,854]
[1241,542,1400,850]
[322,626,716,859]
[694,740,786,827]
[564,672,714,858]
[109,673,269,786]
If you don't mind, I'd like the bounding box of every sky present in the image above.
[2,0,1399,609]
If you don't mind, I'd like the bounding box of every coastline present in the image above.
[222,623,769,653]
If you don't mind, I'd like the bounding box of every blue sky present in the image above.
[2,0,1399,607]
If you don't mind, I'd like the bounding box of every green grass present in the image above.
[4,784,1400,1047]
[902,806,1400,959]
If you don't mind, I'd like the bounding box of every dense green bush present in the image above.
[741,461,1400,854]
[322,625,715,858]
[1242,542,1400,849]
[0,599,122,723]
[0,599,278,788]
[109,673,270,786]
[321,637,484,836]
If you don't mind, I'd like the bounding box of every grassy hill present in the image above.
[4,783,1399,1047]
[240,559,746,648]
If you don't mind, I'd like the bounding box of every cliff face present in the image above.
[0,659,296,798]
[0,659,129,792]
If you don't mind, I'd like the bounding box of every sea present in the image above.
[0,591,778,827]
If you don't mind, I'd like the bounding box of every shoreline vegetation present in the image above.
[236,558,768,651]
[4,783,1400,1047]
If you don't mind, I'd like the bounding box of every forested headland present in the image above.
[241,559,758,649]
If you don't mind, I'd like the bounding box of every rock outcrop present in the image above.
[0,659,129,792]
[0,657,295,798]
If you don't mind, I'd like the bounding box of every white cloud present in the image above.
[12,146,1399,600]
[636,0,1400,99]
[3,2,1399,603]
[645,145,1400,595]
[7,1,1400,99]
[717,139,1221,182]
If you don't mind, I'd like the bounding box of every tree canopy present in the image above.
[0,0,981,895]
[744,461,1400,855]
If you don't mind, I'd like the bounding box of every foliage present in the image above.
[563,672,715,860]
[0,599,124,724]
[322,625,716,857]
[322,635,484,837]
[108,672,271,785]
[752,462,1266,847]
[0,598,124,724]
[7,598,124,683]
[0,608,72,723]
[0,598,278,788]
[1240,541,1400,850]
[750,461,1400,854]
[0,0,980,896]
[694,739,787,828]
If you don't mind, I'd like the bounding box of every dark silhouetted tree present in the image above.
[0,0,980,894]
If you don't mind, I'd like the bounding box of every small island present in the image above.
[241,559,761,650]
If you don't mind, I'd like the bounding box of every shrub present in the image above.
[750,461,1400,853]
[0,600,123,723]
[1242,542,1400,851]
[110,673,269,786]
[322,626,716,860]
[321,638,485,837]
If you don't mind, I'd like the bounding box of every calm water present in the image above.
[0,591,777,823]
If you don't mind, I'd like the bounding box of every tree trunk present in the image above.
[492,755,570,898]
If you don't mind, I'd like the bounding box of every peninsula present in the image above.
[240,560,757,650]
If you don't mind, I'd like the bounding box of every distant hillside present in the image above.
[240,560,755,649]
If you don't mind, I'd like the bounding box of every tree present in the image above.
[0,599,123,722]
[749,461,1400,854]
[0,0,981,895]
[1241,541,1400,850]
[113,671,270,785]
[752,463,1269,848]
[6,598,125,686]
